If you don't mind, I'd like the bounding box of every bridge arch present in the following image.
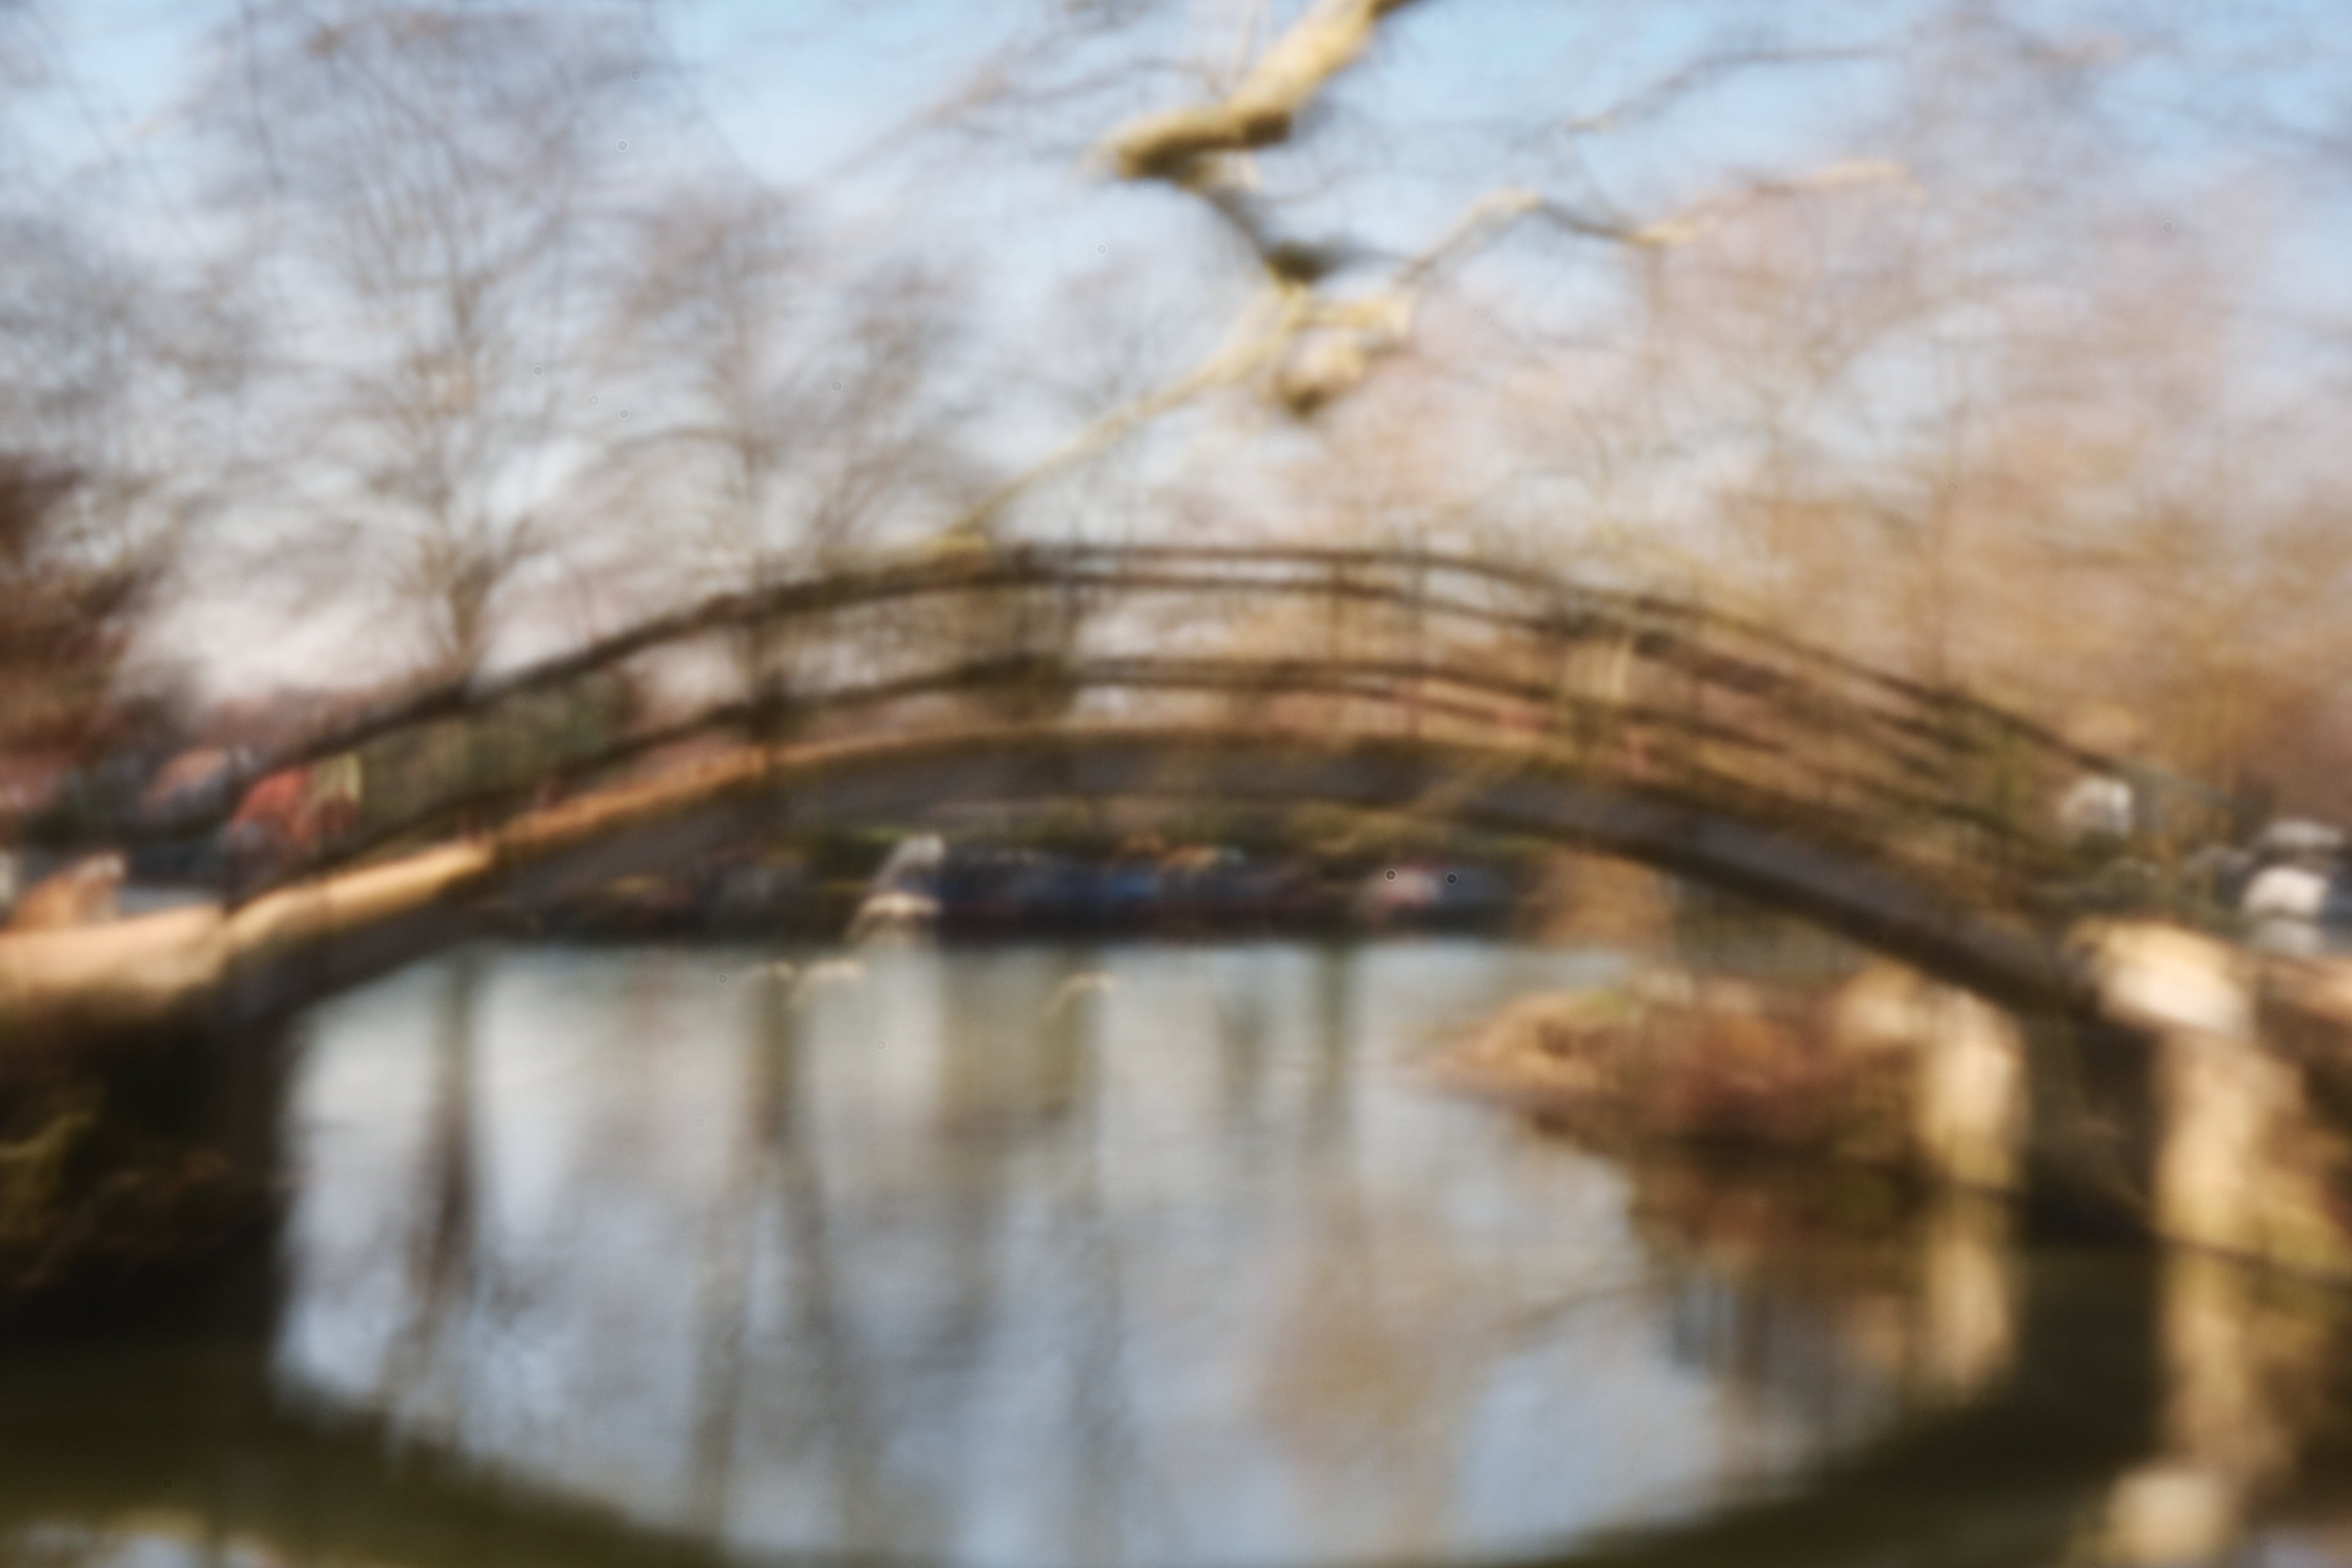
[20,543,2202,1038]
[154,720,2086,1038]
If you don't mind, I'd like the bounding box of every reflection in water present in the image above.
[266,939,1974,1564]
[1920,1199,2018,1403]
[2,939,2349,1568]
[2095,1253,2352,1567]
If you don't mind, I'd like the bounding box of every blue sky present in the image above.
[20,3,2345,224]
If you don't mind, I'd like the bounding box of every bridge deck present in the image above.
[6,721,2102,1049]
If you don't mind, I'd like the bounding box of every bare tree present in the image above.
[873,0,1910,547]
[595,178,978,712]
[213,0,654,679]
[1580,10,2352,802]
[605,181,972,590]
[0,45,251,769]
[0,457,155,762]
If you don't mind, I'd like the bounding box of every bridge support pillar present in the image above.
[2082,923,2352,1282]
[1828,962,2027,1193]
[1913,986,2028,1194]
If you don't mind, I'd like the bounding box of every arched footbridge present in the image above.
[6,545,2352,1287]
[4,541,2214,1037]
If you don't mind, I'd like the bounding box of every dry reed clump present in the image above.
[1428,979,1917,1167]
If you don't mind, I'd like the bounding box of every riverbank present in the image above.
[1430,946,2352,1289]
[0,1068,278,1333]
[1427,968,1928,1174]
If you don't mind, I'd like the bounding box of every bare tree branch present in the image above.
[1099,0,1428,181]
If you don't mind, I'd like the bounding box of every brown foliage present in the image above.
[1434,984,1917,1166]
[0,455,156,757]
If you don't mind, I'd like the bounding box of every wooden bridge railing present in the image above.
[113,542,2230,916]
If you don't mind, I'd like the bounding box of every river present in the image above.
[3,938,2350,1567]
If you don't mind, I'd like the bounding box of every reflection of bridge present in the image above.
[0,1204,2216,1568]
[2,543,2346,1275]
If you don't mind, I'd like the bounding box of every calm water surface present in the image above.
[4,938,2351,1568]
